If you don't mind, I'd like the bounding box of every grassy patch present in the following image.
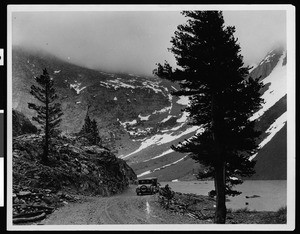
[234,207,254,213]
[259,206,287,224]
[159,191,287,224]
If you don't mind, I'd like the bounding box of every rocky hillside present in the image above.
[12,133,137,223]
[12,46,173,153]
[12,106,137,222]
[12,109,38,137]
[12,46,287,181]
[13,133,136,196]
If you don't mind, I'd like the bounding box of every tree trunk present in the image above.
[211,93,227,224]
[43,79,49,164]
[214,160,226,223]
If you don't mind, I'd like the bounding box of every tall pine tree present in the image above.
[28,68,63,163]
[154,11,263,223]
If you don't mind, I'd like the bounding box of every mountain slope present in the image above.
[250,124,287,180]
[12,46,175,152]
[127,47,287,181]
[248,48,287,179]
[12,46,287,181]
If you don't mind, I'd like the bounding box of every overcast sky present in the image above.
[12,9,286,76]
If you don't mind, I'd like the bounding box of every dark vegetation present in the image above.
[28,68,63,163]
[78,108,102,146]
[154,11,263,223]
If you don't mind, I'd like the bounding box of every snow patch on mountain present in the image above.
[138,114,150,121]
[249,112,287,161]
[118,119,137,127]
[169,123,186,131]
[176,96,190,105]
[142,81,163,94]
[259,50,278,65]
[161,115,174,123]
[70,81,86,94]
[127,127,153,138]
[152,94,173,116]
[250,53,286,121]
[137,155,189,178]
[177,111,189,123]
[161,122,187,133]
[108,79,135,89]
[171,86,178,91]
[248,63,257,73]
[99,81,112,89]
[152,106,171,115]
[53,70,61,74]
[177,127,206,148]
[121,125,200,159]
[143,149,174,163]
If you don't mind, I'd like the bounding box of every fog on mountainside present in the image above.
[12,10,286,77]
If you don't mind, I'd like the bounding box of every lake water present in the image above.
[160,180,287,212]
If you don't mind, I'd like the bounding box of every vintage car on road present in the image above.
[136,177,160,195]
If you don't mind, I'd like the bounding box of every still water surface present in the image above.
[160,180,287,211]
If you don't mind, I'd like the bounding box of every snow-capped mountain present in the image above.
[247,47,287,179]
[123,47,287,181]
[11,46,287,181]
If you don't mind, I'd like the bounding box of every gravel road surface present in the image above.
[41,185,205,225]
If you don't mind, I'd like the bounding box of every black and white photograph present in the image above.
[6,4,295,231]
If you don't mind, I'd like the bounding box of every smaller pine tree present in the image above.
[80,111,101,146]
[91,119,101,145]
[80,113,92,135]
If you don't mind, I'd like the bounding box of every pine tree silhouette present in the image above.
[154,11,263,223]
[80,105,101,145]
[91,119,101,145]
[28,68,63,163]
[80,110,92,135]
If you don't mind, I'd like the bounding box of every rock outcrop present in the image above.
[13,134,137,197]
[13,109,38,137]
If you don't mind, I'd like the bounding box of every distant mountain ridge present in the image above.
[12,46,287,180]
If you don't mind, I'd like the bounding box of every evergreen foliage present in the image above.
[28,68,63,163]
[91,119,101,145]
[154,11,263,223]
[80,112,92,135]
[80,111,101,146]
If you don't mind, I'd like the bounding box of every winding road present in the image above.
[41,185,204,225]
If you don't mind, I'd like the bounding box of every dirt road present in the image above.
[41,185,205,225]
